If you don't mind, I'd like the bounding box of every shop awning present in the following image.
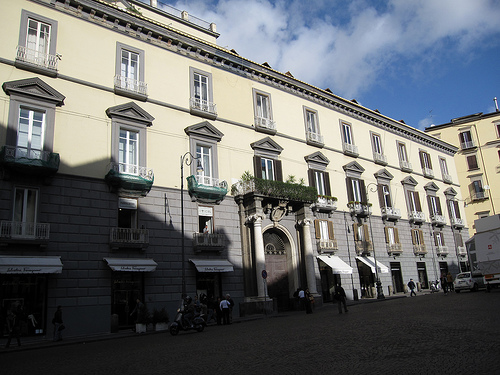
[356,256,389,274]
[189,259,234,273]
[104,258,157,272]
[318,255,353,274]
[0,256,63,274]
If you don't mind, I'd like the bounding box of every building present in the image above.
[425,110,500,232]
[0,0,468,339]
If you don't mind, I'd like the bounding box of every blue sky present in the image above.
[161,0,500,130]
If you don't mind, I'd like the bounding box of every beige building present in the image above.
[426,111,500,232]
[0,0,468,338]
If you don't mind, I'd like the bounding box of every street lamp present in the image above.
[180,151,203,297]
[366,182,385,299]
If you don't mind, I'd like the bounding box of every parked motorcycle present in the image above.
[430,280,440,293]
[169,308,205,336]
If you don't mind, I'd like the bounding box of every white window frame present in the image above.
[255,92,272,120]
[398,142,409,162]
[386,226,396,246]
[408,190,420,212]
[261,157,275,181]
[342,121,353,145]
[118,128,139,174]
[351,178,363,202]
[196,144,212,179]
[315,170,326,196]
[319,220,330,241]
[372,133,383,155]
[189,67,216,118]
[429,196,440,215]
[114,43,146,98]
[382,185,391,207]
[16,107,45,159]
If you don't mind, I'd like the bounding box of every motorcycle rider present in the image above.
[183,296,195,328]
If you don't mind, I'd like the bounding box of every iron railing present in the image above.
[16,45,58,70]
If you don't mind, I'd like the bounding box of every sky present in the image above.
[160,0,500,130]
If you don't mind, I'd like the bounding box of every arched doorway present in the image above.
[263,228,292,311]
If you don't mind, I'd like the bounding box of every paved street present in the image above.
[2,291,500,374]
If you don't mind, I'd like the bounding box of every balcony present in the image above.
[187,175,228,204]
[450,217,465,229]
[460,140,476,150]
[348,202,371,217]
[317,239,338,253]
[0,145,60,177]
[355,240,373,256]
[387,243,403,256]
[430,214,447,227]
[399,160,412,173]
[192,233,225,252]
[190,97,217,120]
[457,246,467,257]
[470,190,489,202]
[436,245,449,257]
[409,211,425,224]
[109,228,149,250]
[343,142,359,157]
[254,116,277,135]
[381,206,401,221]
[373,152,388,166]
[311,196,337,216]
[105,163,154,198]
[15,45,58,76]
[306,131,324,147]
[442,173,453,184]
[114,75,147,101]
[0,221,50,247]
[413,244,427,256]
[422,167,434,179]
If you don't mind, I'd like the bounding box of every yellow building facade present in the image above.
[0,0,468,338]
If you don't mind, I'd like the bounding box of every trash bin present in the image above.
[111,314,119,333]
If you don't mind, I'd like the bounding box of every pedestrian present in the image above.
[5,301,24,348]
[52,305,64,342]
[333,284,348,314]
[298,288,305,310]
[441,273,448,295]
[225,294,234,324]
[220,296,231,325]
[407,278,417,297]
[215,296,222,325]
[447,272,454,292]
[130,298,145,324]
[304,288,313,314]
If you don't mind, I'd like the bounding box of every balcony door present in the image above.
[119,129,139,174]
[17,108,45,159]
[26,18,51,57]
[13,188,38,236]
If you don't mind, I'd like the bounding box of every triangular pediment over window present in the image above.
[342,161,365,174]
[184,121,224,142]
[2,77,65,106]
[304,151,329,166]
[401,176,418,186]
[424,182,440,192]
[106,102,154,127]
[251,137,283,155]
[374,168,394,181]
[444,187,458,197]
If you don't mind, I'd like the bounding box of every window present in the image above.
[448,200,461,220]
[397,141,411,171]
[341,121,358,156]
[118,197,138,229]
[434,232,445,247]
[496,122,500,138]
[372,133,382,154]
[308,169,331,196]
[253,89,275,133]
[261,157,275,180]
[419,150,433,177]
[342,122,353,144]
[346,177,365,202]
[13,187,38,236]
[385,227,400,246]
[469,180,486,201]
[119,129,139,174]
[407,190,421,212]
[439,157,451,182]
[427,195,442,216]
[353,223,370,242]
[190,67,216,118]
[379,184,392,208]
[16,10,59,74]
[114,43,146,98]
[251,137,283,182]
[198,206,214,234]
[466,155,479,170]
[315,220,334,241]
[459,130,474,149]
[255,92,271,120]
[17,107,45,159]
[411,229,425,245]
[304,108,323,146]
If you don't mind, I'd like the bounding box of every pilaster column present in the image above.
[247,214,268,298]
[299,218,318,294]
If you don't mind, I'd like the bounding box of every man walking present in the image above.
[407,279,417,297]
[333,284,348,314]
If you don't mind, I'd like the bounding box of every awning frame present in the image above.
[356,256,389,274]
[103,258,158,272]
[317,255,353,274]
[189,259,234,273]
[0,256,63,274]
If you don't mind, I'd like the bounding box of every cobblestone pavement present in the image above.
[2,291,500,374]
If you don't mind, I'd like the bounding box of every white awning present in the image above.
[0,256,63,274]
[190,259,234,273]
[318,255,353,274]
[104,258,157,272]
[356,256,389,274]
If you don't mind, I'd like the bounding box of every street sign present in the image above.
[262,270,267,279]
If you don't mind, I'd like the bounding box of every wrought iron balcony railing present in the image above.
[387,243,403,255]
[408,211,425,224]
[422,167,434,178]
[413,244,427,256]
[436,245,449,256]
[16,45,59,71]
[381,206,401,221]
[110,228,149,249]
[373,152,388,165]
[343,142,359,157]
[399,160,412,172]
[430,214,447,226]
[317,239,338,253]
[254,116,277,133]
[306,131,324,146]
[192,233,225,252]
[355,240,373,255]
[0,221,50,246]
[190,97,217,117]
[348,202,371,217]
[450,217,465,229]
[114,75,148,96]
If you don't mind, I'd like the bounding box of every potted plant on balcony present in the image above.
[152,307,169,331]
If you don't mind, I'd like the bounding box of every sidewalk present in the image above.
[0,291,414,353]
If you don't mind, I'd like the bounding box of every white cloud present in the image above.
[170,0,500,99]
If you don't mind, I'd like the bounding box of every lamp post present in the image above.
[366,182,385,299]
[180,152,203,297]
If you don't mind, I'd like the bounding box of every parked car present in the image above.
[453,272,485,292]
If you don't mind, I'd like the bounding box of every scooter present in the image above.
[169,308,205,336]
[430,280,439,293]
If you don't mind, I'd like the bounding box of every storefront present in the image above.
[318,255,353,302]
[0,256,63,337]
[356,255,389,297]
[189,259,234,300]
